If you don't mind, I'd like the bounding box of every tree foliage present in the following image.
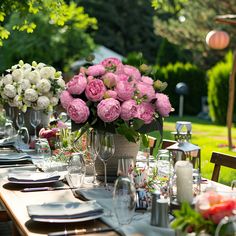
[152,0,236,68]
[0,0,97,46]
[78,0,162,63]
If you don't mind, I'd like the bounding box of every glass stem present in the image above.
[34,127,37,140]
[103,160,107,189]
[92,161,96,183]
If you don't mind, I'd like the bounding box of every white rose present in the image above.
[50,97,59,106]
[11,65,18,70]
[12,95,23,108]
[1,91,8,99]
[37,96,50,110]
[56,78,65,88]
[36,63,46,70]
[3,84,16,98]
[3,74,13,85]
[22,63,32,71]
[24,88,38,102]
[0,79,3,88]
[21,79,31,90]
[12,69,24,82]
[37,79,51,93]
[22,98,32,107]
[40,66,56,79]
[27,70,40,84]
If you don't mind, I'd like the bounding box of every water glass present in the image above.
[67,153,86,188]
[30,110,41,139]
[215,215,236,236]
[113,176,136,225]
[33,138,51,170]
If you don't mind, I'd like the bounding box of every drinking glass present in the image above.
[30,110,41,140]
[16,111,25,130]
[113,176,136,225]
[67,153,86,188]
[33,138,51,170]
[4,106,15,123]
[117,157,134,177]
[86,129,99,183]
[97,132,115,189]
[215,215,236,236]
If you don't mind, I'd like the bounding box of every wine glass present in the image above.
[16,111,25,130]
[97,132,115,189]
[113,176,136,225]
[86,129,99,183]
[5,106,15,123]
[30,110,41,140]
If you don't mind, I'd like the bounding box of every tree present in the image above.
[152,0,236,68]
[78,0,163,63]
[0,0,97,46]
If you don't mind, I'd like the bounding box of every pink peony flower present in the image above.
[67,98,90,124]
[136,82,156,102]
[86,65,106,77]
[155,93,172,117]
[102,72,117,88]
[120,99,138,121]
[97,98,121,122]
[141,76,153,85]
[137,102,155,124]
[100,57,122,72]
[87,76,94,83]
[85,79,106,102]
[60,90,73,110]
[115,81,134,101]
[67,73,87,95]
[79,67,87,74]
[123,65,141,82]
[116,74,130,82]
[104,90,117,99]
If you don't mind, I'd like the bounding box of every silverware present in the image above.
[0,164,34,168]
[22,186,77,192]
[48,227,114,236]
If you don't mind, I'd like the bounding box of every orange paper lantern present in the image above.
[206,30,230,50]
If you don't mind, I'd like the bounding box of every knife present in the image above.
[48,227,114,236]
[22,186,77,192]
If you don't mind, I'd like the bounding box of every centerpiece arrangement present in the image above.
[60,57,172,176]
[0,60,65,134]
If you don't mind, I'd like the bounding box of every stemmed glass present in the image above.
[97,132,115,189]
[30,110,41,140]
[16,111,25,130]
[86,129,99,183]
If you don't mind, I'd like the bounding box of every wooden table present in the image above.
[0,167,118,236]
[0,162,235,236]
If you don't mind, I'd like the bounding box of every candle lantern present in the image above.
[166,121,201,172]
[167,121,201,210]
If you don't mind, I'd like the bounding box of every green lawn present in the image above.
[150,116,236,186]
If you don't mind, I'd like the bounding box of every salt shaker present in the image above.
[150,190,161,226]
[156,198,169,228]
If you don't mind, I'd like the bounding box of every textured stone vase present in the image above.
[95,134,139,180]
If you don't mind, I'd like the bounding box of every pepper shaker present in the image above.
[150,190,161,226]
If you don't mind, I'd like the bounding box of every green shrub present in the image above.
[153,62,207,115]
[207,52,233,125]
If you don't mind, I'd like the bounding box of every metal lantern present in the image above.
[166,121,201,172]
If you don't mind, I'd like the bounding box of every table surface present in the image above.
[0,151,235,236]
[0,165,118,236]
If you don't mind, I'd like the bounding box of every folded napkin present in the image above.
[75,188,113,200]
[27,202,104,219]
[8,171,61,183]
[0,153,32,164]
[0,136,17,147]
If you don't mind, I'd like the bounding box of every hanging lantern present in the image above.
[206,30,230,50]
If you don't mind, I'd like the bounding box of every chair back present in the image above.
[210,151,236,182]
[161,139,176,149]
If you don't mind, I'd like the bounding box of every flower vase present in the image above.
[95,134,139,182]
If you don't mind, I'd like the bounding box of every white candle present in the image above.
[175,160,193,203]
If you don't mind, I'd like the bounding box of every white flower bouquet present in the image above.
[0,60,65,113]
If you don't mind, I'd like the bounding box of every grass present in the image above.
[150,115,236,186]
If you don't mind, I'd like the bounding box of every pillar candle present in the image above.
[175,160,193,203]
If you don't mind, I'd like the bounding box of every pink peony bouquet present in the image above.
[60,58,172,141]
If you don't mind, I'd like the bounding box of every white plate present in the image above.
[30,212,104,223]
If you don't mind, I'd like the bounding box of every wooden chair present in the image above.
[210,151,236,182]
[161,139,176,149]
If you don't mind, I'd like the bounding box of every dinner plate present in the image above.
[30,213,104,223]
[8,178,63,185]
